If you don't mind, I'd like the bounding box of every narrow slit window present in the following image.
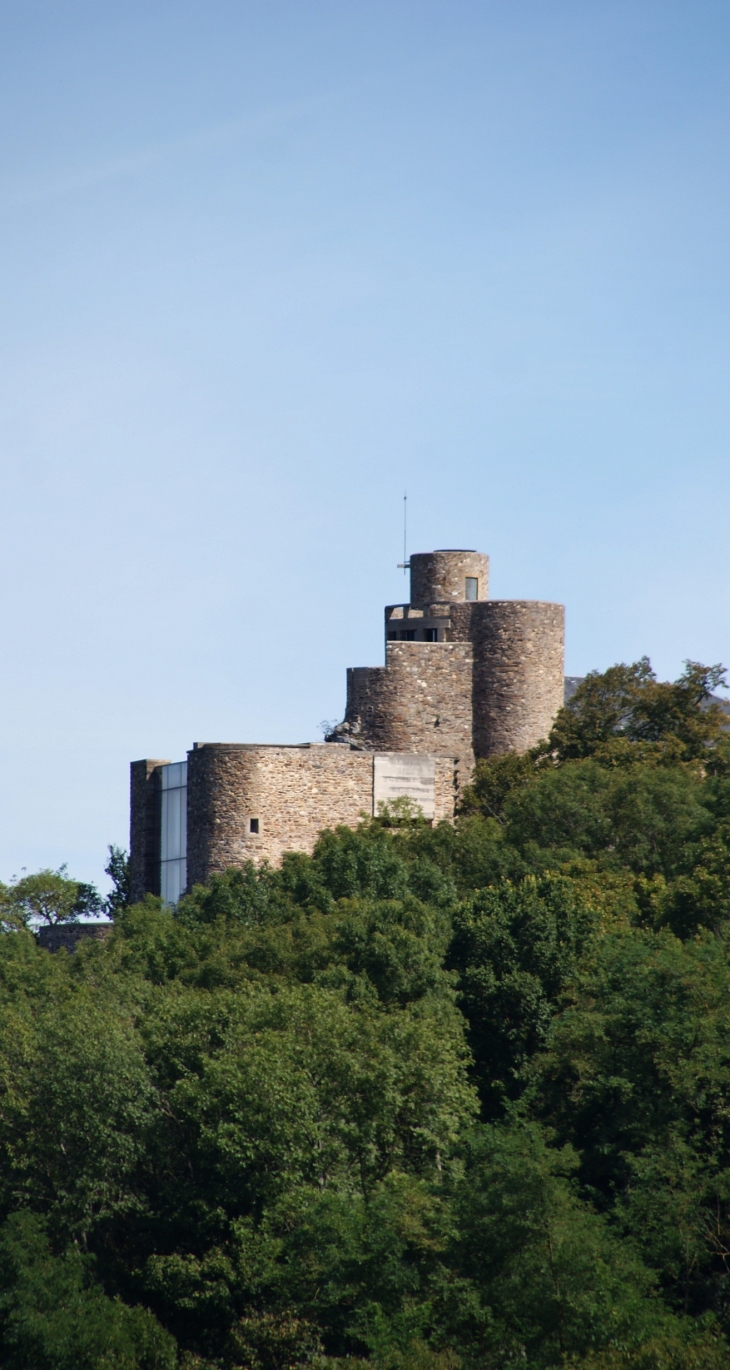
[249,818,259,834]
[465,577,478,601]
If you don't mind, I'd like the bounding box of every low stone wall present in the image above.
[37,923,112,954]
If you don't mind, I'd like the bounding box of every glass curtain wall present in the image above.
[160,761,187,904]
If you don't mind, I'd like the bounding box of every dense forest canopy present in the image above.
[3,659,730,1369]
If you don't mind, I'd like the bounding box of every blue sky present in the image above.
[1,0,730,887]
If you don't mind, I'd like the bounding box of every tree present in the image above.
[548,659,729,764]
[444,1122,688,1368]
[0,867,102,928]
[0,1210,175,1370]
[448,875,610,1115]
[3,713,730,1367]
[105,845,132,917]
[501,760,712,877]
[527,924,730,1326]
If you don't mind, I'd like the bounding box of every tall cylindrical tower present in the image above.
[470,601,565,757]
[409,550,489,607]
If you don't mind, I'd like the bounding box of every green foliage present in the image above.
[449,875,615,1114]
[547,659,728,764]
[0,865,102,928]
[0,972,157,1242]
[105,845,132,917]
[459,749,539,821]
[502,760,713,876]
[6,656,730,1366]
[0,1210,175,1370]
[443,1123,676,1366]
[526,925,730,1323]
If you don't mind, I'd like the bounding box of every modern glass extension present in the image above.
[160,761,187,905]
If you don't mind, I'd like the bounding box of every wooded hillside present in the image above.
[2,659,730,1369]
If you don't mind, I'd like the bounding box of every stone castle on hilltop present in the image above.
[129,549,565,904]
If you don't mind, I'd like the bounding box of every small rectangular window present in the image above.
[387,631,397,640]
[465,577,478,601]
[249,818,259,834]
[424,628,437,642]
[400,630,416,640]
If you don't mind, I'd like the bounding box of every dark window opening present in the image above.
[424,628,437,641]
[465,576,478,601]
[400,629,416,640]
[249,818,259,834]
[387,631,397,640]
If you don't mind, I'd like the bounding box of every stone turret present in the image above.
[343,547,564,769]
[384,549,489,648]
[409,550,489,608]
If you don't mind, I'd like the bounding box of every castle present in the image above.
[129,549,565,903]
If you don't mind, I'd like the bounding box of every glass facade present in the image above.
[160,761,187,905]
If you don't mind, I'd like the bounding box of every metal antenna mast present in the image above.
[398,492,410,574]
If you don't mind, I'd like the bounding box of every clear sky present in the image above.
[1,0,730,889]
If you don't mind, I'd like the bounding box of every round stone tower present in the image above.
[346,547,564,767]
[409,550,489,607]
[469,600,565,757]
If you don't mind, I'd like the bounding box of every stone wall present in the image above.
[345,641,474,768]
[409,550,489,606]
[129,758,169,903]
[186,743,457,887]
[434,752,460,825]
[37,923,112,954]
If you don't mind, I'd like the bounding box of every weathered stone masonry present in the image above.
[185,744,456,888]
[131,744,458,899]
[467,600,564,758]
[129,758,168,900]
[346,642,474,766]
[130,546,565,900]
[343,551,564,762]
[409,549,489,607]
